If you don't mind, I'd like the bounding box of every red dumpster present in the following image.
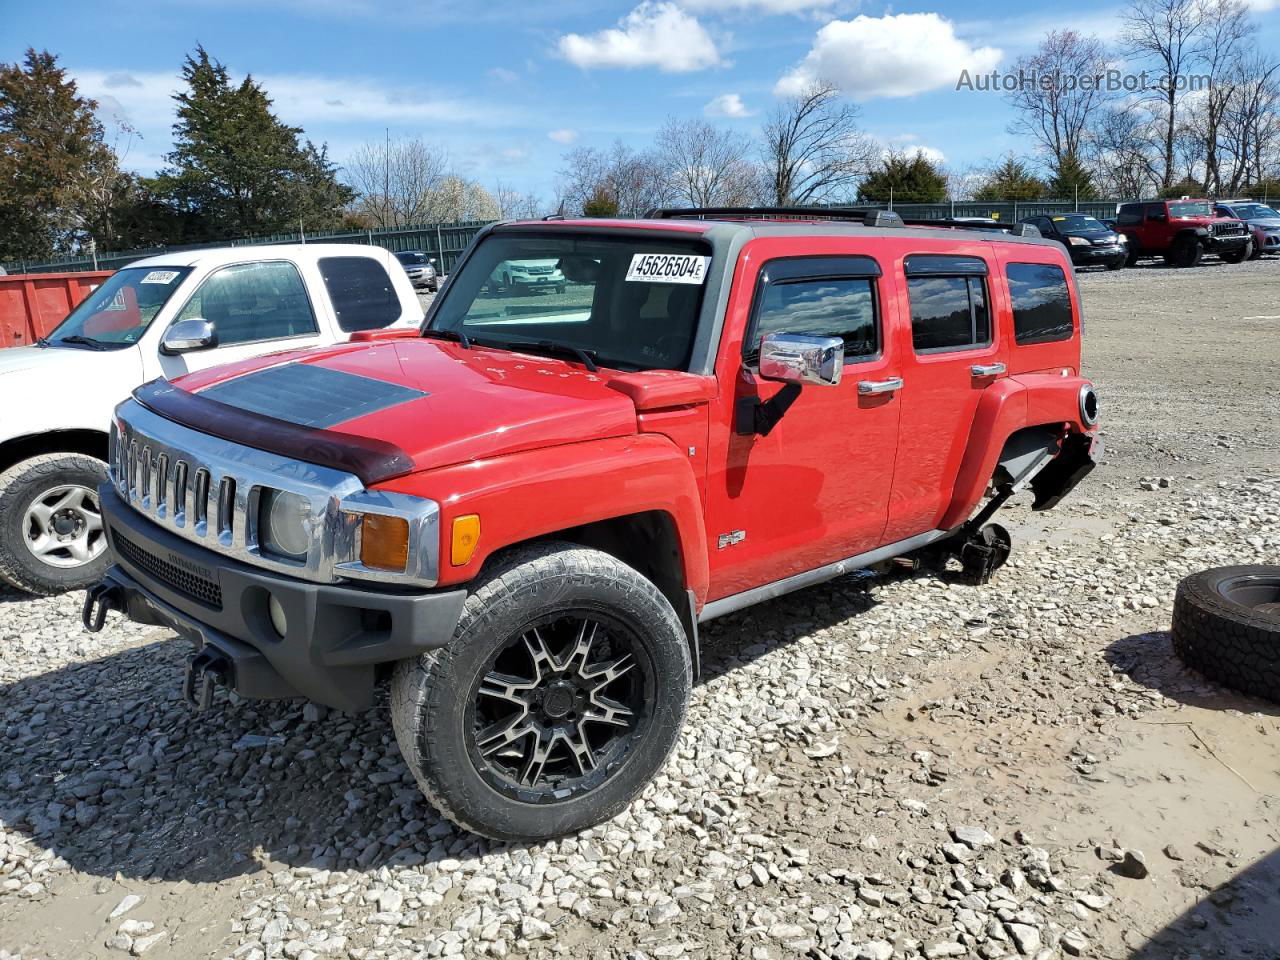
[0,271,115,349]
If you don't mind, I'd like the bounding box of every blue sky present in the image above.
[4,0,1278,202]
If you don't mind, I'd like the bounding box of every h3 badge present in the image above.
[717,529,746,549]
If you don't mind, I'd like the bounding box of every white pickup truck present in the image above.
[0,243,424,594]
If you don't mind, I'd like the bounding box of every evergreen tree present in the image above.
[973,157,1048,202]
[1047,153,1096,203]
[0,49,117,261]
[150,47,351,240]
[857,151,948,204]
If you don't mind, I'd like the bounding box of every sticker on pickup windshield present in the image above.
[625,253,710,285]
[141,270,180,284]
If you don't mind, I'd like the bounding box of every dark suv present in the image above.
[1019,213,1127,270]
[1113,199,1250,267]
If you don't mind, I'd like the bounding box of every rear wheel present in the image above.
[0,453,110,595]
[391,542,692,841]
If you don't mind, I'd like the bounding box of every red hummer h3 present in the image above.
[84,208,1100,841]
[1114,197,1251,267]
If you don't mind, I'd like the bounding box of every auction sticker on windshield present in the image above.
[141,270,180,284]
[626,253,709,285]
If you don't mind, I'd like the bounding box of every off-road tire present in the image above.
[0,453,110,595]
[1172,565,1280,703]
[1124,240,1142,267]
[1219,241,1251,264]
[1165,236,1203,268]
[391,541,692,841]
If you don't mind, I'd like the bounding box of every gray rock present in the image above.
[1113,850,1150,879]
[1006,922,1041,955]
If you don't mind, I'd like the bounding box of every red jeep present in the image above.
[84,209,1100,841]
[1114,198,1251,267]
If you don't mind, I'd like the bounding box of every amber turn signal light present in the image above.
[360,513,410,571]
[451,514,481,567]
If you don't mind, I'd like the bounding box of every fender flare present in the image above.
[939,374,1094,530]
[378,433,711,604]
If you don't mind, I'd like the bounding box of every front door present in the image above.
[704,251,903,601]
[154,259,327,379]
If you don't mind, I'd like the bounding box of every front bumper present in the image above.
[1069,244,1126,265]
[91,484,466,711]
[1206,233,1249,251]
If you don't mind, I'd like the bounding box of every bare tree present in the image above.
[759,81,878,205]
[1005,30,1113,172]
[1089,106,1165,196]
[654,117,759,207]
[1121,0,1210,189]
[555,142,673,216]
[345,136,450,227]
[1194,0,1253,193]
[492,181,544,219]
[1218,49,1280,191]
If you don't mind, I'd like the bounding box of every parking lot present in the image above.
[2,260,1278,960]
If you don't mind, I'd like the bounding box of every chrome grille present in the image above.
[108,398,442,588]
[1213,221,1245,237]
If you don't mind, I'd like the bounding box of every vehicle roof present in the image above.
[123,243,394,270]
[500,217,1055,248]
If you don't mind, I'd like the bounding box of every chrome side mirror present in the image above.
[758,333,844,387]
[161,318,218,355]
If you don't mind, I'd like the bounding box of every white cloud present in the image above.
[776,13,1002,99]
[704,93,753,117]
[884,144,947,165]
[558,2,722,73]
[682,0,839,10]
[548,128,579,144]
[1243,0,1279,10]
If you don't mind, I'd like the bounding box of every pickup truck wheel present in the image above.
[1172,565,1280,703]
[1166,237,1203,268]
[0,453,110,595]
[391,542,692,841]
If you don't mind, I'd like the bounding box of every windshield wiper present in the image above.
[36,336,51,348]
[527,340,599,372]
[56,335,109,351]
[421,328,471,348]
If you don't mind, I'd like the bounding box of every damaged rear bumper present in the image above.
[1031,432,1101,511]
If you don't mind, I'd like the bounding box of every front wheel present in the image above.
[0,453,110,595]
[1220,241,1251,264]
[391,542,692,841]
[1166,236,1203,268]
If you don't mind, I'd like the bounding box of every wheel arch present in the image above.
[0,429,109,476]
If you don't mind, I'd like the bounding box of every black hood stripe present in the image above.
[199,363,427,429]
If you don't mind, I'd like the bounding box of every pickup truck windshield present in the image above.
[429,232,711,371]
[46,266,193,350]
[1169,201,1213,218]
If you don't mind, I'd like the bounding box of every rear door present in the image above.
[703,242,903,600]
[882,250,1008,543]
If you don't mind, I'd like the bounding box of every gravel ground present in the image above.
[3,259,1279,960]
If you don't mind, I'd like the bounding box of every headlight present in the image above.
[1115,234,1127,243]
[259,489,312,560]
[1068,236,1089,246]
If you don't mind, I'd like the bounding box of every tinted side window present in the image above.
[176,261,317,346]
[753,276,879,357]
[1116,204,1142,226]
[1007,263,1074,345]
[1145,203,1167,220]
[319,257,402,332]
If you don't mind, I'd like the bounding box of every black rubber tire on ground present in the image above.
[1220,240,1252,264]
[1172,565,1280,703]
[0,453,110,595]
[1249,241,1264,261]
[1106,257,1125,271]
[1124,241,1142,267]
[391,541,692,841]
[1166,236,1203,268]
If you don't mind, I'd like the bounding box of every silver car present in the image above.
[394,250,439,291]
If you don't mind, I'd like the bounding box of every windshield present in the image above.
[47,266,193,349]
[1169,201,1213,218]
[1228,203,1279,220]
[396,252,428,265]
[429,231,712,371]
[1052,215,1106,231]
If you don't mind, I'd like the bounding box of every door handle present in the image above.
[970,362,1006,378]
[858,376,904,396]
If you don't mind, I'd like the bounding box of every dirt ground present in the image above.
[1,257,1278,960]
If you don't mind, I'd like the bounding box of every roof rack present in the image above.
[646,206,1041,237]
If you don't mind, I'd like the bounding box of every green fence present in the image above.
[1,220,493,276]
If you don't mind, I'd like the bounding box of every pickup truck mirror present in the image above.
[758,333,844,387]
[161,318,218,355]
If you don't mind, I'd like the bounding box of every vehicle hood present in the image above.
[0,345,143,436]
[1065,228,1122,241]
[0,344,140,386]
[172,339,641,474]
[1245,216,1280,229]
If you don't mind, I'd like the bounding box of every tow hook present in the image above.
[82,583,124,633]
[183,648,231,712]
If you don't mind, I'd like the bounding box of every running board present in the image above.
[698,529,951,623]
